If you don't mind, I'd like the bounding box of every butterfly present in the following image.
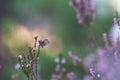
[39,39,49,48]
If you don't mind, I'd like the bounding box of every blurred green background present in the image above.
[0,0,117,80]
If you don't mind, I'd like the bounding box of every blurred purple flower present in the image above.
[114,38,120,62]
[96,48,111,73]
[66,72,78,80]
[83,75,92,80]
[51,64,66,80]
[70,0,95,26]
[55,64,66,73]
[114,17,120,29]
[15,63,20,70]
[11,73,19,80]
[103,33,112,50]
[89,67,100,80]
[84,53,96,68]
[69,51,82,65]
[51,54,66,80]
[51,74,62,80]
[95,32,120,80]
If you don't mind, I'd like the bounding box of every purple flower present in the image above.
[51,74,62,80]
[103,33,113,54]
[70,0,95,26]
[15,63,20,70]
[95,33,120,80]
[89,67,100,80]
[51,64,66,80]
[68,51,82,65]
[11,74,19,80]
[66,72,78,80]
[55,64,66,73]
[114,38,120,61]
[83,75,92,80]
[114,17,120,29]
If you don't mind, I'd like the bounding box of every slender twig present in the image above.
[31,68,36,80]
[87,26,98,50]
[35,46,40,80]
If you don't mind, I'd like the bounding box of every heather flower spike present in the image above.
[52,54,81,80]
[103,33,112,50]
[114,18,120,28]
[114,12,120,29]
[70,0,98,49]
[114,37,120,61]
[66,72,77,80]
[89,67,100,80]
[70,0,95,26]
[51,54,66,80]
[69,51,82,65]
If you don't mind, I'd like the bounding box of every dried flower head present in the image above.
[18,55,23,60]
[34,36,38,41]
[26,64,31,68]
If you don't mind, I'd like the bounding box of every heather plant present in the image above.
[51,54,66,80]
[95,30,120,80]
[13,0,120,80]
[51,51,101,80]
[17,36,49,80]
[69,0,120,80]
[51,53,81,80]
[70,0,97,49]
[69,0,95,26]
